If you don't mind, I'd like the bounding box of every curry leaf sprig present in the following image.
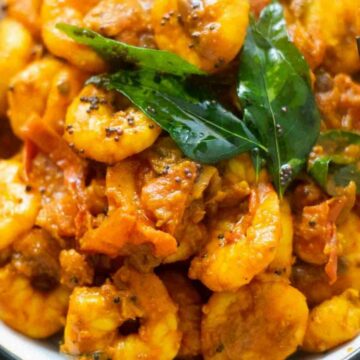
[58,2,321,196]
[237,2,321,195]
[309,130,360,195]
[88,70,264,163]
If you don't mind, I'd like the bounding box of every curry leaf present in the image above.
[237,2,321,195]
[88,70,264,163]
[56,23,205,76]
[309,130,360,194]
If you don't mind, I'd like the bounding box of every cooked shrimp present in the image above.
[7,57,86,138]
[267,199,293,277]
[292,211,360,306]
[302,289,360,353]
[140,137,213,263]
[160,270,202,358]
[152,0,250,72]
[294,192,354,283]
[202,280,309,360]
[285,0,360,74]
[4,0,42,36]
[142,160,211,263]
[26,153,81,239]
[315,73,360,131]
[0,159,40,251]
[62,266,181,360]
[81,159,177,258]
[0,264,70,338]
[41,0,154,72]
[189,183,281,292]
[62,282,140,356]
[0,18,34,116]
[64,85,161,164]
[21,113,90,238]
[41,0,105,73]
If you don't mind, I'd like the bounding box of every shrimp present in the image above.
[284,0,360,74]
[141,137,212,263]
[64,85,161,164]
[202,279,309,360]
[41,0,154,72]
[302,289,360,353]
[4,0,42,36]
[189,183,281,292]
[0,159,40,251]
[0,264,70,338]
[141,158,211,263]
[152,0,250,72]
[84,148,211,263]
[0,18,35,117]
[292,211,360,306]
[41,0,105,73]
[315,73,360,131]
[27,151,83,239]
[62,265,181,360]
[7,57,87,138]
[81,159,177,258]
[160,270,202,358]
[294,193,353,283]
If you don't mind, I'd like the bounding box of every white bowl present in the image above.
[1,321,360,360]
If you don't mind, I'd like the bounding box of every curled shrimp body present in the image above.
[0,18,34,117]
[0,264,70,338]
[62,265,181,360]
[202,280,309,360]
[291,211,360,306]
[302,289,360,353]
[41,0,106,73]
[284,0,360,74]
[7,57,87,138]
[41,0,154,72]
[0,160,40,250]
[152,0,250,72]
[65,85,161,164]
[189,183,281,292]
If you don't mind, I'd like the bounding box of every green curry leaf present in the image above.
[309,130,360,194]
[237,2,321,195]
[88,70,264,163]
[56,23,205,76]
